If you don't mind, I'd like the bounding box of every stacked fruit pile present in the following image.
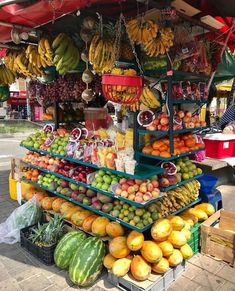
[104,202,215,280]
[54,231,105,287]
[146,111,206,131]
[113,177,160,203]
[91,170,120,192]
[142,134,204,158]
[154,180,200,217]
[158,157,202,188]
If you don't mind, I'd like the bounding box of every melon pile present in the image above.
[54,230,105,287]
[104,203,215,281]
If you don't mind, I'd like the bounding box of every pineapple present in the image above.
[29,214,64,247]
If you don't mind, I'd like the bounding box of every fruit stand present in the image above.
[1,0,234,290]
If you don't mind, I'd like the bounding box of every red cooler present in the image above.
[204,133,235,159]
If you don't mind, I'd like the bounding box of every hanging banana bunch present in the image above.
[38,37,54,67]
[143,27,174,57]
[4,50,19,74]
[126,18,158,45]
[0,65,16,85]
[52,33,80,75]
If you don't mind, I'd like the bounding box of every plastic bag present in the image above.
[0,197,41,244]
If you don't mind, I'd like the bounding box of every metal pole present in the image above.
[54,101,59,130]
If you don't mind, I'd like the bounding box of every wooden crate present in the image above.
[10,158,21,181]
[200,209,235,267]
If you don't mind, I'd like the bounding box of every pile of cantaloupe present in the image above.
[104,203,215,281]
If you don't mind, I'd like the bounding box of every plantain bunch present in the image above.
[52,33,80,75]
[0,65,16,85]
[154,180,200,217]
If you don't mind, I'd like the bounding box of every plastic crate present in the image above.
[188,223,202,254]
[20,223,56,265]
[107,261,185,291]
[204,133,235,159]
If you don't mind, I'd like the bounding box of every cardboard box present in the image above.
[201,209,235,267]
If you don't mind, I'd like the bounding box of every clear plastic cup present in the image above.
[125,160,136,175]
[115,159,125,172]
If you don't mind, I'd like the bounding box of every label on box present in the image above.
[223,142,229,149]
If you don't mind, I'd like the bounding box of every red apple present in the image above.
[153,118,160,126]
[135,179,142,185]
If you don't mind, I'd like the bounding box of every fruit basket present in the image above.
[102,74,143,104]
[20,223,56,265]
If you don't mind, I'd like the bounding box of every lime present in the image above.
[119,213,124,219]
[136,222,144,229]
[182,173,189,180]
[123,204,129,210]
[133,216,140,223]
[123,217,129,223]
[197,168,203,175]
[128,212,135,220]
[143,219,149,226]
[123,210,129,216]
[151,212,158,220]
[98,170,106,176]
[129,220,136,226]
[135,209,144,216]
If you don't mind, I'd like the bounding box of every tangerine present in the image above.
[142,146,153,154]
[152,150,160,156]
[160,151,171,158]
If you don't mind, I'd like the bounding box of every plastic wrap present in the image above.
[0,197,41,244]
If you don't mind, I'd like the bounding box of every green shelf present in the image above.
[21,177,152,233]
[139,148,205,161]
[21,160,164,208]
[20,145,163,179]
[144,69,210,82]
[159,174,203,192]
[138,127,207,135]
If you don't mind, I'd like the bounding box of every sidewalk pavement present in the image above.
[0,169,235,291]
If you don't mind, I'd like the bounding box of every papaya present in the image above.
[112,258,132,277]
[152,257,170,274]
[127,231,144,251]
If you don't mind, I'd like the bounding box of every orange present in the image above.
[162,139,170,145]
[152,141,164,150]
[185,139,196,148]
[32,169,39,177]
[152,150,160,156]
[159,145,168,152]
[160,151,171,158]
[142,146,153,154]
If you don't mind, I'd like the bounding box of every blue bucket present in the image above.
[197,174,218,194]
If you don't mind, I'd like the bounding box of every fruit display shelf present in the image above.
[159,174,203,192]
[20,145,164,179]
[144,69,210,82]
[21,177,152,233]
[139,148,205,161]
[138,127,208,136]
[21,160,164,208]
[169,198,201,216]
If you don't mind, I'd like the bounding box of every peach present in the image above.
[177,111,185,119]
[143,193,152,201]
[135,179,142,185]
[119,178,127,185]
[160,112,168,118]
[115,188,122,195]
[152,189,160,198]
[128,186,135,194]
[121,183,129,191]
[188,122,195,128]
[121,190,128,198]
[133,184,139,192]
[146,124,157,131]
[195,122,201,128]
[136,191,143,197]
[139,185,147,193]
[160,117,169,126]
[185,111,192,118]
[161,125,169,131]
[147,183,154,192]
[128,194,135,201]
[151,180,159,188]
[135,196,143,203]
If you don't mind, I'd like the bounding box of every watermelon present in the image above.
[54,231,86,269]
[69,237,106,286]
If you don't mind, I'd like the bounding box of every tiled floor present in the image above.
[0,169,235,291]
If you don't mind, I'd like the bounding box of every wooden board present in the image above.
[201,210,235,267]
